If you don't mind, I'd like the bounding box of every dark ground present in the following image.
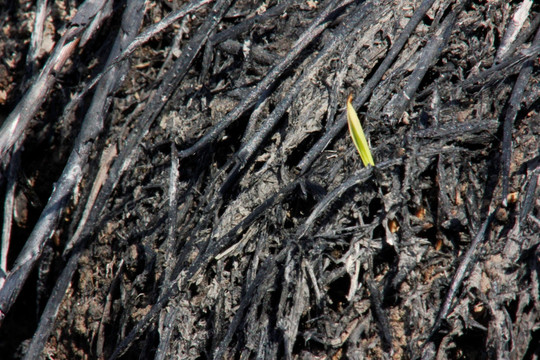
[0,0,539,359]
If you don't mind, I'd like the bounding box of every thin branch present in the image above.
[495,0,533,61]
[25,0,49,74]
[209,0,294,44]
[501,23,540,206]
[1,146,20,274]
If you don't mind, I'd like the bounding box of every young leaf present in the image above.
[346,94,375,167]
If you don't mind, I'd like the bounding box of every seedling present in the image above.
[346,94,375,167]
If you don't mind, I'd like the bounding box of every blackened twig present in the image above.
[162,143,180,287]
[154,307,179,360]
[210,0,294,44]
[462,43,540,90]
[498,12,540,65]
[104,0,213,71]
[68,0,232,258]
[412,119,498,140]
[0,146,20,273]
[22,242,84,360]
[520,166,539,226]
[367,280,393,353]
[501,24,540,206]
[495,0,533,62]
[0,0,145,322]
[213,254,281,359]
[95,260,124,358]
[25,0,49,75]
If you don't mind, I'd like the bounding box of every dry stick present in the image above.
[498,12,540,65]
[297,0,438,174]
[160,143,180,289]
[63,144,118,255]
[18,2,146,357]
[0,0,111,160]
[520,167,539,226]
[109,178,301,359]
[420,208,498,359]
[381,3,459,123]
[495,0,533,62]
[220,1,371,194]
[26,0,49,74]
[95,259,124,358]
[367,279,393,353]
[209,0,294,44]
[501,24,540,207]
[0,147,20,274]
[177,0,354,160]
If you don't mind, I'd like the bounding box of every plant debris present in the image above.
[0,0,539,359]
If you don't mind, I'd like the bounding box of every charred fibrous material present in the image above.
[0,0,539,359]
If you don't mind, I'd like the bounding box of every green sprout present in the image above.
[346,94,375,167]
